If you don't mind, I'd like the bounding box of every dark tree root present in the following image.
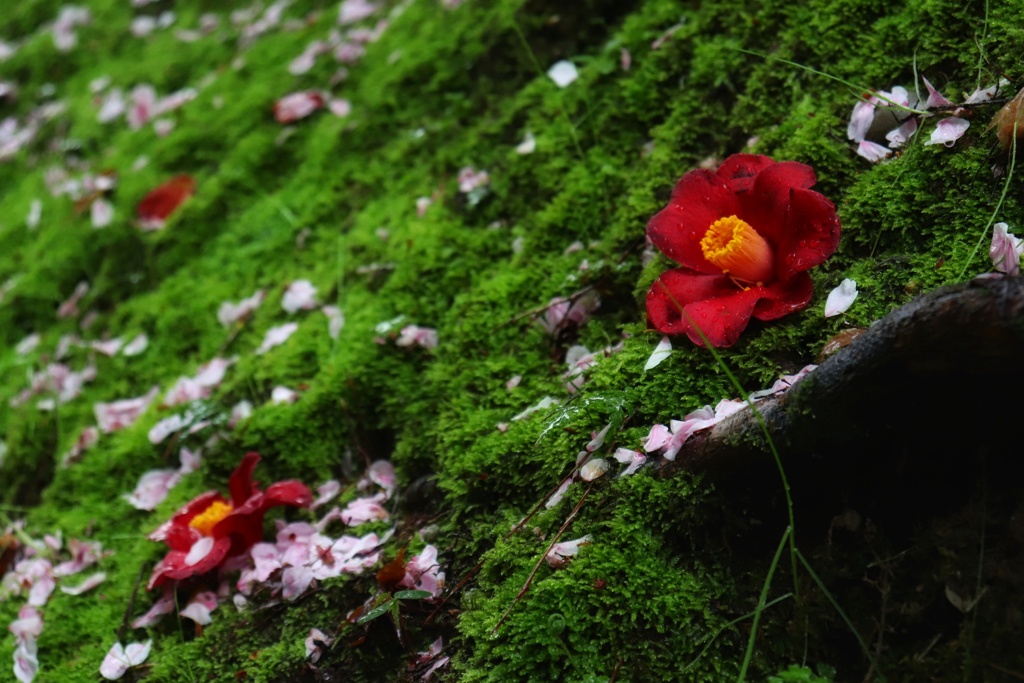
[660,277,1024,680]
[665,276,1024,484]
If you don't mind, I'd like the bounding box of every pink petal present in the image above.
[273,91,324,124]
[713,399,748,421]
[282,565,315,600]
[328,99,352,118]
[218,290,264,326]
[194,357,234,387]
[250,543,282,582]
[99,647,130,679]
[94,387,159,433]
[925,117,970,147]
[922,76,952,108]
[14,640,38,683]
[856,140,892,162]
[544,478,572,509]
[965,80,1007,104]
[148,415,186,445]
[643,424,672,452]
[60,571,106,595]
[990,222,1024,275]
[9,606,43,642]
[257,323,299,354]
[338,0,378,24]
[229,400,254,426]
[91,198,114,228]
[305,628,333,663]
[179,592,217,624]
[396,325,437,349]
[612,448,646,477]
[101,640,152,680]
[846,100,876,142]
[131,592,175,628]
[178,447,202,474]
[545,535,592,568]
[311,480,342,509]
[28,575,55,606]
[340,495,389,526]
[885,117,918,148]
[124,641,152,666]
[282,280,318,313]
[367,460,396,496]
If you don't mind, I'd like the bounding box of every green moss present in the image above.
[1,0,1022,680]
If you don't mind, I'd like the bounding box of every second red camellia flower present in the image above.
[645,154,841,347]
[147,452,312,590]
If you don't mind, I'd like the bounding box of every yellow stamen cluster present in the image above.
[189,500,233,536]
[699,215,775,286]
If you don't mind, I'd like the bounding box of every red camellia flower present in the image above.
[645,154,840,347]
[136,174,196,231]
[147,452,312,589]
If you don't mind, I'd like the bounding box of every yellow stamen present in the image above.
[700,215,775,285]
[189,500,233,536]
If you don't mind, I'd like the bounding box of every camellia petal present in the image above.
[925,117,970,147]
[580,458,609,481]
[99,640,151,680]
[546,60,578,88]
[136,175,195,230]
[643,336,672,371]
[824,278,859,317]
[646,270,764,347]
[886,117,918,148]
[922,76,952,108]
[847,99,876,142]
[857,140,892,162]
[990,222,1023,275]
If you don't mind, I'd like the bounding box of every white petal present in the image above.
[643,336,672,371]
[515,131,536,155]
[271,385,299,404]
[546,60,578,88]
[184,536,215,566]
[91,198,114,228]
[121,334,149,356]
[824,279,858,317]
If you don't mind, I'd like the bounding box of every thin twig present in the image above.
[491,481,594,633]
[117,565,147,643]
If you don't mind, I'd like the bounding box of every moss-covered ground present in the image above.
[1,0,1021,681]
